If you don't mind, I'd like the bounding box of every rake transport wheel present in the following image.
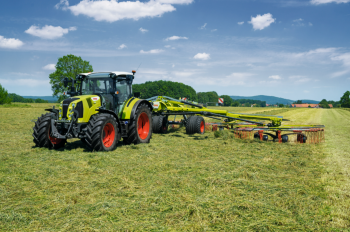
[32,113,66,149]
[152,115,168,133]
[124,103,152,145]
[85,113,119,152]
[186,116,205,135]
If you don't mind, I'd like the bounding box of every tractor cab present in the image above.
[77,72,135,116]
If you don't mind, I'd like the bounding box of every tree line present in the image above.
[9,93,49,103]
[133,80,198,102]
[0,84,49,104]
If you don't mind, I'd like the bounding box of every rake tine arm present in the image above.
[200,112,265,125]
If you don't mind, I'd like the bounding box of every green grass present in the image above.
[0,105,349,230]
[0,103,31,108]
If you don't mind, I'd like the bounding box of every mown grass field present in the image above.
[1,104,349,231]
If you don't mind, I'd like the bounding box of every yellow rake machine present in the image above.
[148,96,325,144]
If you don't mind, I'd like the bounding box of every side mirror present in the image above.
[63,77,69,87]
[134,92,140,98]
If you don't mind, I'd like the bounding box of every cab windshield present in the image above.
[81,77,113,95]
[81,73,131,104]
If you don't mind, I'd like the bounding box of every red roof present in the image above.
[291,103,333,108]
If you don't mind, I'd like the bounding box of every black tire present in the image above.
[123,103,152,145]
[186,116,205,135]
[85,113,119,152]
[152,115,168,133]
[32,113,66,149]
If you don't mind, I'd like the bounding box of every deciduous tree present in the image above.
[0,84,12,104]
[219,95,233,106]
[49,54,93,102]
[340,91,350,108]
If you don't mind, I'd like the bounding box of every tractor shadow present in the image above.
[170,134,184,138]
[55,140,127,152]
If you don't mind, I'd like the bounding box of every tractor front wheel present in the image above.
[186,116,205,135]
[124,103,152,145]
[85,113,119,151]
[32,113,66,149]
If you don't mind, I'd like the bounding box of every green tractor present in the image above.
[32,71,153,151]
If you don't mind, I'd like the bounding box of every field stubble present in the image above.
[0,104,346,231]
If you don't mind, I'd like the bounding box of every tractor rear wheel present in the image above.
[32,113,66,149]
[124,103,152,145]
[152,115,168,133]
[186,116,205,135]
[85,113,119,151]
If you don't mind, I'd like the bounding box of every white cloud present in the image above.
[309,22,313,26]
[332,53,350,67]
[172,64,175,68]
[139,27,148,33]
[292,47,337,59]
[140,49,164,54]
[0,35,24,49]
[42,64,56,70]
[269,75,282,80]
[156,0,194,4]
[173,71,195,77]
[200,23,207,29]
[211,29,217,32]
[164,45,171,48]
[25,25,76,39]
[55,0,69,10]
[118,44,127,49]
[67,0,178,22]
[194,53,210,60]
[310,0,350,5]
[293,18,303,22]
[249,13,275,30]
[331,70,348,78]
[220,73,253,86]
[237,21,244,25]
[289,75,311,83]
[165,36,188,41]
[292,18,305,26]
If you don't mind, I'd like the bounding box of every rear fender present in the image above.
[130,100,153,121]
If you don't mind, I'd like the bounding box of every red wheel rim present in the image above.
[48,127,62,145]
[200,121,204,133]
[103,123,115,148]
[138,112,150,140]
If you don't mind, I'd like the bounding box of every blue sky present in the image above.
[0,0,350,101]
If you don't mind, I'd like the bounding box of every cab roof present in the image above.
[79,71,133,76]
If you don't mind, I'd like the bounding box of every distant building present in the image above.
[291,103,333,108]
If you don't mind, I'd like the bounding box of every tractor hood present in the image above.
[59,95,102,123]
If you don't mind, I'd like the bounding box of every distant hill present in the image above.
[22,96,58,103]
[230,95,319,105]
